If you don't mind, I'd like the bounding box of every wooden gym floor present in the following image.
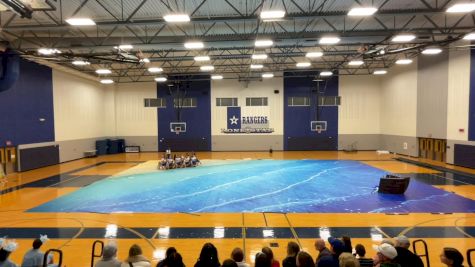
[1,151,474,267]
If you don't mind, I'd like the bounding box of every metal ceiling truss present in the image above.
[0,0,473,82]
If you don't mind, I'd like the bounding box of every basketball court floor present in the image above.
[1,151,475,267]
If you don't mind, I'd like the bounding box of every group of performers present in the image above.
[159,150,201,170]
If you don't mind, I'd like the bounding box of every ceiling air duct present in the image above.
[1,0,33,18]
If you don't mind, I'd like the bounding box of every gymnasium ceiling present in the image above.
[0,0,473,82]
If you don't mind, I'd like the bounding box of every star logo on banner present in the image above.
[229,115,239,125]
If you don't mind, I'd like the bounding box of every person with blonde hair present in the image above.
[121,244,151,267]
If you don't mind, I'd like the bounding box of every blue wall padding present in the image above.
[0,50,20,92]
[157,76,211,152]
[284,72,339,150]
[0,58,54,146]
[454,144,475,168]
[469,49,475,141]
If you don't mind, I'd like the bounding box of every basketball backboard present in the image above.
[311,121,327,133]
[170,122,186,134]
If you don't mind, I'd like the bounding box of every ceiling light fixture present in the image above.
[163,14,191,22]
[348,60,364,66]
[296,62,311,67]
[391,34,416,42]
[262,73,274,78]
[260,10,285,19]
[65,18,96,26]
[184,41,204,49]
[96,69,112,74]
[395,59,413,65]
[140,58,150,63]
[250,64,264,69]
[194,56,210,61]
[306,52,323,58]
[252,54,268,60]
[348,7,378,16]
[319,37,340,44]
[200,65,214,71]
[463,32,475,40]
[154,77,167,82]
[72,60,90,66]
[422,47,442,55]
[447,3,475,13]
[373,70,388,75]
[38,48,61,55]
[100,79,114,84]
[320,71,333,76]
[211,75,223,80]
[148,67,163,73]
[255,40,273,47]
[117,44,133,50]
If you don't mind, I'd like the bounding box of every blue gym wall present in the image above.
[469,49,475,141]
[157,77,211,152]
[0,58,54,146]
[284,72,339,150]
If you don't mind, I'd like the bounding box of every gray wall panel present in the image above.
[338,134,381,150]
[118,136,158,152]
[212,135,283,151]
[417,52,449,139]
[380,135,418,156]
[56,138,98,162]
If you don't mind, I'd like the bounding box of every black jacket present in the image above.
[394,247,424,267]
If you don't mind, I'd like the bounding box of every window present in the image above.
[318,96,341,106]
[174,97,197,108]
[246,97,268,106]
[216,98,238,107]
[144,98,166,108]
[288,96,310,106]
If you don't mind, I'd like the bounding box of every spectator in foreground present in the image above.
[262,247,279,267]
[231,247,249,267]
[317,237,344,267]
[194,243,220,267]
[393,236,423,267]
[282,242,300,267]
[157,247,177,267]
[440,247,464,267]
[22,235,51,267]
[221,259,238,267]
[354,244,373,267]
[0,238,19,267]
[296,251,314,267]
[255,252,271,267]
[314,239,331,264]
[341,236,352,254]
[121,244,151,267]
[94,244,121,267]
[373,243,400,267]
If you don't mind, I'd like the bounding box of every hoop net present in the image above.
[315,125,323,134]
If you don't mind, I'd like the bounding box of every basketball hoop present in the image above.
[175,131,180,135]
[311,121,327,134]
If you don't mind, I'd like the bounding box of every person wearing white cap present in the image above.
[393,236,423,267]
[0,238,19,267]
[373,243,400,267]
